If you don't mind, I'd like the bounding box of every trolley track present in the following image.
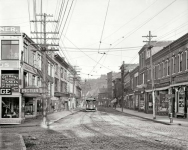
[97,108,188,149]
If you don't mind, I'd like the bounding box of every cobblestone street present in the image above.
[1,107,188,150]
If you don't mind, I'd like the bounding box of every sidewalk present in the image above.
[0,108,82,150]
[115,107,188,127]
[0,108,82,128]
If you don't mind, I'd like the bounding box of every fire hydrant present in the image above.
[169,113,173,123]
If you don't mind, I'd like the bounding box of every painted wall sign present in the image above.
[21,88,41,94]
[0,61,19,68]
[0,88,12,95]
[1,74,19,92]
[0,26,20,33]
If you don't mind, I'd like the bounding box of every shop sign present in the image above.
[174,76,188,83]
[0,61,19,68]
[21,88,41,94]
[0,118,21,124]
[0,26,20,33]
[1,74,19,92]
[160,78,170,84]
[155,82,170,88]
[0,88,12,95]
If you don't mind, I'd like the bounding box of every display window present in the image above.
[178,88,185,114]
[25,98,34,115]
[1,97,19,118]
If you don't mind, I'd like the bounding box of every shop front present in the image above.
[171,75,188,118]
[0,94,24,124]
[21,87,42,118]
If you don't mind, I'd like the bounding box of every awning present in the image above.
[111,98,117,103]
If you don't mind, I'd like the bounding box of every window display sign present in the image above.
[1,74,19,92]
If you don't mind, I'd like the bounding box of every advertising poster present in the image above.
[178,88,185,114]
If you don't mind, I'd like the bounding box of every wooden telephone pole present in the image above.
[31,13,59,125]
[121,61,124,112]
[142,31,157,119]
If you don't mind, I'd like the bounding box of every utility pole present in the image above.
[121,61,124,112]
[143,31,157,119]
[69,66,81,109]
[31,13,59,125]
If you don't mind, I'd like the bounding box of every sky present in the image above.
[0,0,188,80]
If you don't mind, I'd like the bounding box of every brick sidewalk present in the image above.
[115,107,188,127]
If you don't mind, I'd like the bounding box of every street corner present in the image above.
[0,133,26,150]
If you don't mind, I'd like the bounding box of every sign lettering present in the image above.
[0,88,12,95]
[0,26,20,33]
[1,74,19,92]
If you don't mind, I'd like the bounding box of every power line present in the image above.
[111,0,177,48]
[98,0,110,53]
[102,0,159,41]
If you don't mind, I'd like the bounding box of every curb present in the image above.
[114,109,171,125]
[0,109,82,128]
[18,134,27,150]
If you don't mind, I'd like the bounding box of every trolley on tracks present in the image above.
[85,97,97,112]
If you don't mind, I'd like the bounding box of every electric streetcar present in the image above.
[85,97,97,112]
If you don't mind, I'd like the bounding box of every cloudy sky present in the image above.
[0,0,188,80]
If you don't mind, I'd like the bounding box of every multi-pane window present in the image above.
[2,40,19,60]
[172,56,175,74]
[61,68,64,78]
[37,77,40,87]
[158,64,160,79]
[163,62,165,77]
[186,51,188,70]
[37,54,41,69]
[167,59,170,76]
[55,64,58,75]
[179,52,183,72]
[23,72,28,88]
[161,63,163,77]
[24,43,28,63]
[64,70,67,80]
[55,78,59,92]
[32,75,35,86]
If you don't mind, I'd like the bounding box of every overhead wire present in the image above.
[111,0,177,48]
[102,0,159,41]
[98,0,111,53]
[59,0,74,40]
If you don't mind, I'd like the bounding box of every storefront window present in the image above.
[1,40,19,60]
[1,97,19,118]
[178,88,185,114]
[25,98,34,115]
[157,92,168,112]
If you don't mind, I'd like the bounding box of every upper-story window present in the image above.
[2,40,19,60]
[186,51,188,70]
[37,53,41,69]
[55,64,58,75]
[179,52,183,72]
[61,68,64,78]
[158,64,160,79]
[64,70,67,80]
[32,75,35,86]
[163,61,165,77]
[167,59,170,76]
[172,56,175,74]
[161,62,163,78]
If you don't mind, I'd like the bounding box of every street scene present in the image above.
[0,0,188,149]
[1,107,188,150]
